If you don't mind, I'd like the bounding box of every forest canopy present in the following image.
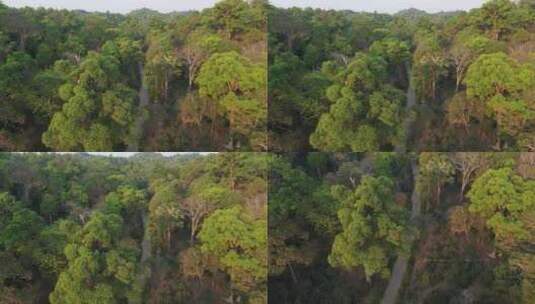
[268,0,535,152]
[0,152,267,303]
[269,152,535,304]
[0,0,267,152]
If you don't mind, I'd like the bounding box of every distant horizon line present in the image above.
[3,1,478,16]
[269,0,486,15]
[12,152,217,158]
[2,3,199,15]
[271,5,469,15]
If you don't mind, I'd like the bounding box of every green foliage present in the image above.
[268,156,339,284]
[180,31,229,88]
[464,52,535,147]
[105,185,147,216]
[373,153,407,178]
[33,220,76,276]
[467,165,535,303]
[465,53,533,100]
[468,167,535,244]
[42,50,138,151]
[449,30,504,91]
[412,31,448,101]
[0,100,266,302]
[270,0,535,151]
[148,181,183,250]
[49,211,138,303]
[0,193,44,252]
[0,0,266,151]
[203,0,264,40]
[416,153,455,208]
[470,0,519,40]
[199,206,267,293]
[269,155,338,235]
[328,175,410,280]
[144,31,182,102]
[369,37,411,66]
[310,53,406,151]
[196,51,266,149]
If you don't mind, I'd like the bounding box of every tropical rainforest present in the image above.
[0,152,267,303]
[269,152,535,303]
[0,0,266,152]
[269,0,535,152]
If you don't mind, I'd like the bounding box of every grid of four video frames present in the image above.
[1,0,534,303]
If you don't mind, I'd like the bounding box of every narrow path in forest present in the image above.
[381,160,421,304]
[394,63,416,153]
[127,63,150,152]
[129,213,152,304]
[140,213,152,264]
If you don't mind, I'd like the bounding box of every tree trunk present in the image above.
[190,219,197,244]
[164,74,169,101]
[19,33,26,51]
[436,184,441,206]
[288,263,298,283]
[493,28,500,41]
[431,74,437,101]
[287,35,293,50]
[167,228,171,251]
[188,64,195,91]
[211,106,217,144]
[460,176,467,202]
[23,185,30,203]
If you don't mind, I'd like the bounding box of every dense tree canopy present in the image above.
[309,52,406,151]
[329,175,410,280]
[269,152,535,304]
[0,152,267,303]
[269,153,415,303]
[0,0,266,151]
[269,0,535,152]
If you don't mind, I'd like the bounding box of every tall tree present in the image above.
[310,53,405,151]
[464,52,535,149]
[144,31,181,102]
[328,175,410,280]
[42,49,138,151]
[416,153,454,208]
[196,51,266,149]
[181,180,236,243]
[468,167,535,245]
[412,31,448,101]
[449,31,502,91]
[50,211,140,304]
[180,31,226,90]
[199,206,267,301]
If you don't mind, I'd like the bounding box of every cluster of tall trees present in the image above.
[269,152,535,303]
[269,0,535,152]
[0,152,267,303]
[0,0,267,151]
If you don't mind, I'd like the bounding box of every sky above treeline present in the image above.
[3,0,219,13]
[271,0,487,13]
[81,152,213,157]
[5,0,487,14]
[15,152,214,158]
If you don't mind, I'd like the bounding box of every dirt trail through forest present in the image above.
[127,63,150,152]
[140,213,151,263]
[129,213,152,304]
[395,63,417,153]
[381,159,421,304]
